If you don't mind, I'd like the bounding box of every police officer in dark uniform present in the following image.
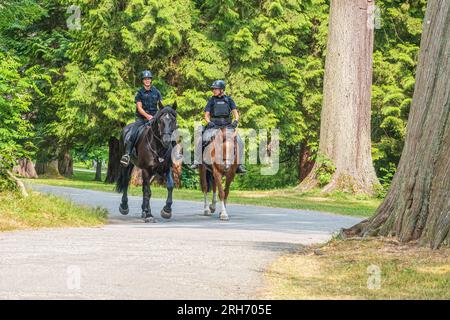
[120,70,163,167]
[191,80,246,174]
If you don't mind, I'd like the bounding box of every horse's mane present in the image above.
[154,106,177,120]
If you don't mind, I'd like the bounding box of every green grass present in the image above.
[24,169,382,217]
[0,191,108,232]
[263,239,450,299]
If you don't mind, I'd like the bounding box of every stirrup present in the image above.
[120,154,130,167]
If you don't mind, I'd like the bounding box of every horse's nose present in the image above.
[162,134,171,146]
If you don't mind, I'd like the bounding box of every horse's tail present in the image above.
[115,164,134,193]
[206,169,214,193]
[115,134,133,193]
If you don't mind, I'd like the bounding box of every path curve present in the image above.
[0,185,363,299]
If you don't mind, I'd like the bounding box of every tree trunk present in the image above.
[343,0,450,249]
[35,160,60,177]
[58,150,73,177]
[298,0,379,194]
[105,136,121,183]
[94,159,102,181]
[298,143,314,181]
[13,158,38,178]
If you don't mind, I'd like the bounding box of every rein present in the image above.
[146,115,173,163]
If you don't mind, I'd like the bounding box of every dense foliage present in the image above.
[0,0,426,190]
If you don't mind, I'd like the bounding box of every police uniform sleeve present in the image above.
[204,97,213,113]
[135,89,142,103]
[156,88,163,102]
[228,97,237,110]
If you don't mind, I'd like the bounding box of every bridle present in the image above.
[147,108,177,163]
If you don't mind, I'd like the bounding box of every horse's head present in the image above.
[155,101,178,148]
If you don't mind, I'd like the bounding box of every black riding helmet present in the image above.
[141,70,153,79]
[211,80,226,90]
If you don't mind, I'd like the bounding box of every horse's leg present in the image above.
[213,170,228,221]
[200,165,212,216]
[119,165,134,215]
[209,179,217,213]
[142,170,155,223]
[224,175,233,208]
[161,167,174,219]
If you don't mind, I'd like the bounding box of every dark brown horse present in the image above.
[116,103,178,222]
[199,126,238,221]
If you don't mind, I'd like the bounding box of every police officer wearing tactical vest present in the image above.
[191,80,246,174]
[120,70,163,167]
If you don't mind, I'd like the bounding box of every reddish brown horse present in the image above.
[199,127,238,221]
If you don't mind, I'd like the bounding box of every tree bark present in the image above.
[343,0,450,249]
[13,158,38,179]
[297,0,379,194]
[94,159,102,181]
[35,160,60,177]
[298,143,314,181]
[6,170,28,197]
[58,150,73,177]
[105,136,121,183]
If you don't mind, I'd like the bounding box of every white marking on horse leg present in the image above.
[219,200,229,220]
[210,192,217,211]
[203,193,212,216]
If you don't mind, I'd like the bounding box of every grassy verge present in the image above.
[263,239,450,299]
[24,169,382,217]
[0,191,108,232]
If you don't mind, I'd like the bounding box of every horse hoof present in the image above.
[141,211,151,219]
[203,209,212,216]
[160,208,172,219]
[119,204,129,215]
[219,212,229,221]
[144,217,156,223]
[209,205,216,213]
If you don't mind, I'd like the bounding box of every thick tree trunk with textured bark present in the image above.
[35,160,60,177]
[343,0,450,249]
[58,150,73,177]
[13,158,38,178]
[105,137,121,183]
[298,0,379,194]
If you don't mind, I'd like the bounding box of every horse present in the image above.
[115,103,179,223]
[199,125,239,221]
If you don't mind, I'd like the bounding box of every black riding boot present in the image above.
[120,141,133,167]
[236,164,247,174]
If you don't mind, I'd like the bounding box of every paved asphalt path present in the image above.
[0,184,363,299]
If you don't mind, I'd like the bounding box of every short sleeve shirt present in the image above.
[135,86,162,118]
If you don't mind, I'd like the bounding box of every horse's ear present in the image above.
[158,100,164,109]
[172,101,177,110]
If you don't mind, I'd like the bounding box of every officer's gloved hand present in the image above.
[206,121,215,129]
[231,120,238,129]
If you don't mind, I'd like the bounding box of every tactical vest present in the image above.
[211,97,231,124]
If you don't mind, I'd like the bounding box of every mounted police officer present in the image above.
[120,70,163,167]
[191,80,246,174]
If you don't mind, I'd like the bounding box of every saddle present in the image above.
[201,126,237,171]
[127,120,153,159]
